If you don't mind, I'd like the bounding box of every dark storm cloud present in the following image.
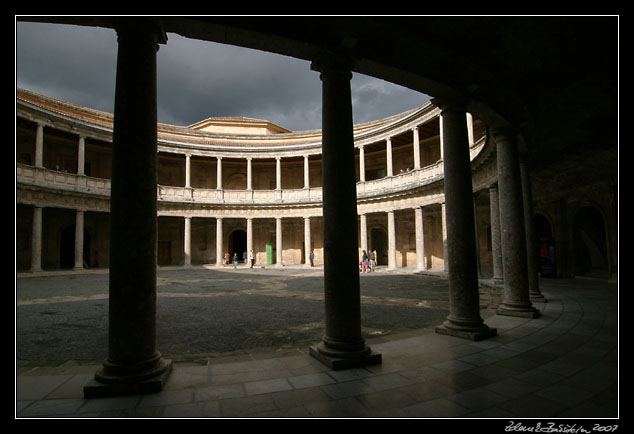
[16,21,429,132]
[16,22,118,114]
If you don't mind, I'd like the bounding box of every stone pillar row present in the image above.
[57,18,541,398]
[181,206,434,269]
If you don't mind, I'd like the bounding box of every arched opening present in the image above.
[573,206,609,278]
[60,225,90,269]
[370,227,388,266]
[535,214,556,277]
[229,229,247,263]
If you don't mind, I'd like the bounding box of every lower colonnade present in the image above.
[15,18,617,401]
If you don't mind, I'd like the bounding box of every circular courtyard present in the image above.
[16,267,501,365]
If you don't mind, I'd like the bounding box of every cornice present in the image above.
[17,88,436,157]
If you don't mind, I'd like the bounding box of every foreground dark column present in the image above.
[309,53,381,369]
[433,98,496,341]
[492,128,539,318]
[84,19,171,398]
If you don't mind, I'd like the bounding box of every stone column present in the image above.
[185,154,191,188]
[77,136,86,176]
[304,217,311,266]
[415,206,426,271]
[413,127,421,170]
[275,157,282,190]
[441,202,448,272]
[85,19,171,398]
[473,195,482,277]
[216,217,223,266]
[386,138,393,177]
[432,97,496,341]
[303,155,310,189]
[439,114,444,160]
[359,146,366,182]
[184,216,191,267]
[247,158,253,190]
[387,210,396,270]
[492,127,539,318]
[35,123,44,168]
[309,52,380,369]
[520,159,545,301]
[216,157,223,190]
[246,218,253,257]
[359,214,368,255]
[489,183,504,283]
[466,113,475,145]
[30,206,42,272]
[275,217,283,266]
[74,210,85,270]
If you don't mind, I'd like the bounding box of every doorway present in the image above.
[229,229,247,262]
[370,227,388,266]
[60,225,90,269]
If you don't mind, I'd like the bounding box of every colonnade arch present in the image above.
[572,205,609,279]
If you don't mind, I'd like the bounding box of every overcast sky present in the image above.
[16,21,431,132]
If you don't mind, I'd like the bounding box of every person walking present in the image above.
[249,249,255,268]
[232,253,238,269]
[309,249,315,267]
[361,250,369,273]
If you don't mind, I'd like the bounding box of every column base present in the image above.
[530,293,547,302]
[496,304,540,318]
[309,342,381,370]
[84,358,173,399]
[435,324,497,341]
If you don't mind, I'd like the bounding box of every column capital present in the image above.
[310,51,354,78]
[114,17,168,46]
[431,96,469,113]
[490,126,519,143]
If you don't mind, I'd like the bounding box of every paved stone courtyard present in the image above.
[17,266,500,365]
[15,268,618,419]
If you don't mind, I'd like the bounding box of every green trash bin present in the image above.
[266,243,274,265]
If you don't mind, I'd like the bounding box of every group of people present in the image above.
[224,250,256,269]
[360,250,377,273]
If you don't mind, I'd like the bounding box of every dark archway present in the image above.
[229,229,247,262]
[60,225,91,269]
[573,206,608,278]
[370,227,388,266]
[535,214,556,278]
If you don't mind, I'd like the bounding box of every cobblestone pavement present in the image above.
[16,266,500,365]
